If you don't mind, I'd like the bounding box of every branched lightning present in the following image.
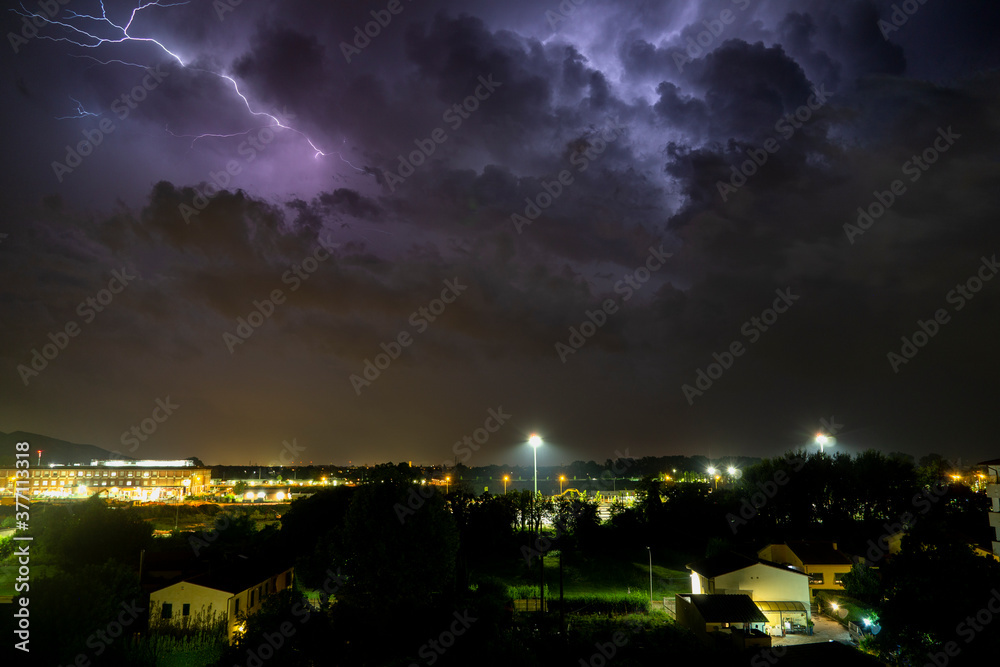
[55,96,101,119]
[17,0,364,171]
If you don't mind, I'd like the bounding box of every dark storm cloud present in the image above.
[3,0,1000,464]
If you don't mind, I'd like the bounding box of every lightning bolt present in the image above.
[17,0,364,171]
[55,96,101,119]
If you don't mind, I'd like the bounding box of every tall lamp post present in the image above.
[815,433,835,455]
[503,475,509,494]
[529,434,542,496]
[559,475,566,494]
[528,434,544,614]
[647,546,653,605]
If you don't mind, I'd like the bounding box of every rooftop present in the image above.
[687,552,809,579]
[784,541,853,566]
[678,594,769,624]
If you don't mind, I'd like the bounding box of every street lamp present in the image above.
[503,475,509,494]
[445,475,450,494]
[815,433,835,455]
[527,434,544,614]
[647,546,653,604]
[727,466,737,476]
[707,467,718,490]
[528,434,542,496]
[559,475,566,494]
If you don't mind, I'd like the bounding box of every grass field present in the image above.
[482,547,691,605]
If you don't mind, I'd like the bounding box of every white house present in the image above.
[687,552,811,632]
[150,562,294,642]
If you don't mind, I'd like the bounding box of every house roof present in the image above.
[171,558,292,595]
[680,594,769,624]
[978,458,1000,466]
[785,541,853,566]
[687,552,809,578]
[755,600,807,612]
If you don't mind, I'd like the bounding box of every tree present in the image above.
[339,480,459,614]
[841,562,881,607]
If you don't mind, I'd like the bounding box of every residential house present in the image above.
[674,593,771,650]
[980,459,1000,558]
[757,541,855,596]
[150,561,294,642]
[687,552,811,634]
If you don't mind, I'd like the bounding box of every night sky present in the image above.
[2,0,999,467]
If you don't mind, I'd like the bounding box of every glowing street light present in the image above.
[727,466,737,476]
[503,475,509,494]
[528,434,543,496]
[815,433,835,455]
[445,475,451,494]
[559,475,566,494]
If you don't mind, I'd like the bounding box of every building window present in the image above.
[808,572,824,585]
[143,471,150,477]
[161,603,173,619]
[250,590,255,606]
[834,573,848,586]
[182,604,190,617]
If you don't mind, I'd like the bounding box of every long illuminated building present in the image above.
[0,459,211,501]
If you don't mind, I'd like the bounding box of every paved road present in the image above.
[772,614,853,646]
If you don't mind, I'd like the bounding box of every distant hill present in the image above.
[0,431,127,466]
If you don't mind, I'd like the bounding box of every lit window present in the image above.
[143,472,150,478]
[111,472,117,477]
[126,481,132,486]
